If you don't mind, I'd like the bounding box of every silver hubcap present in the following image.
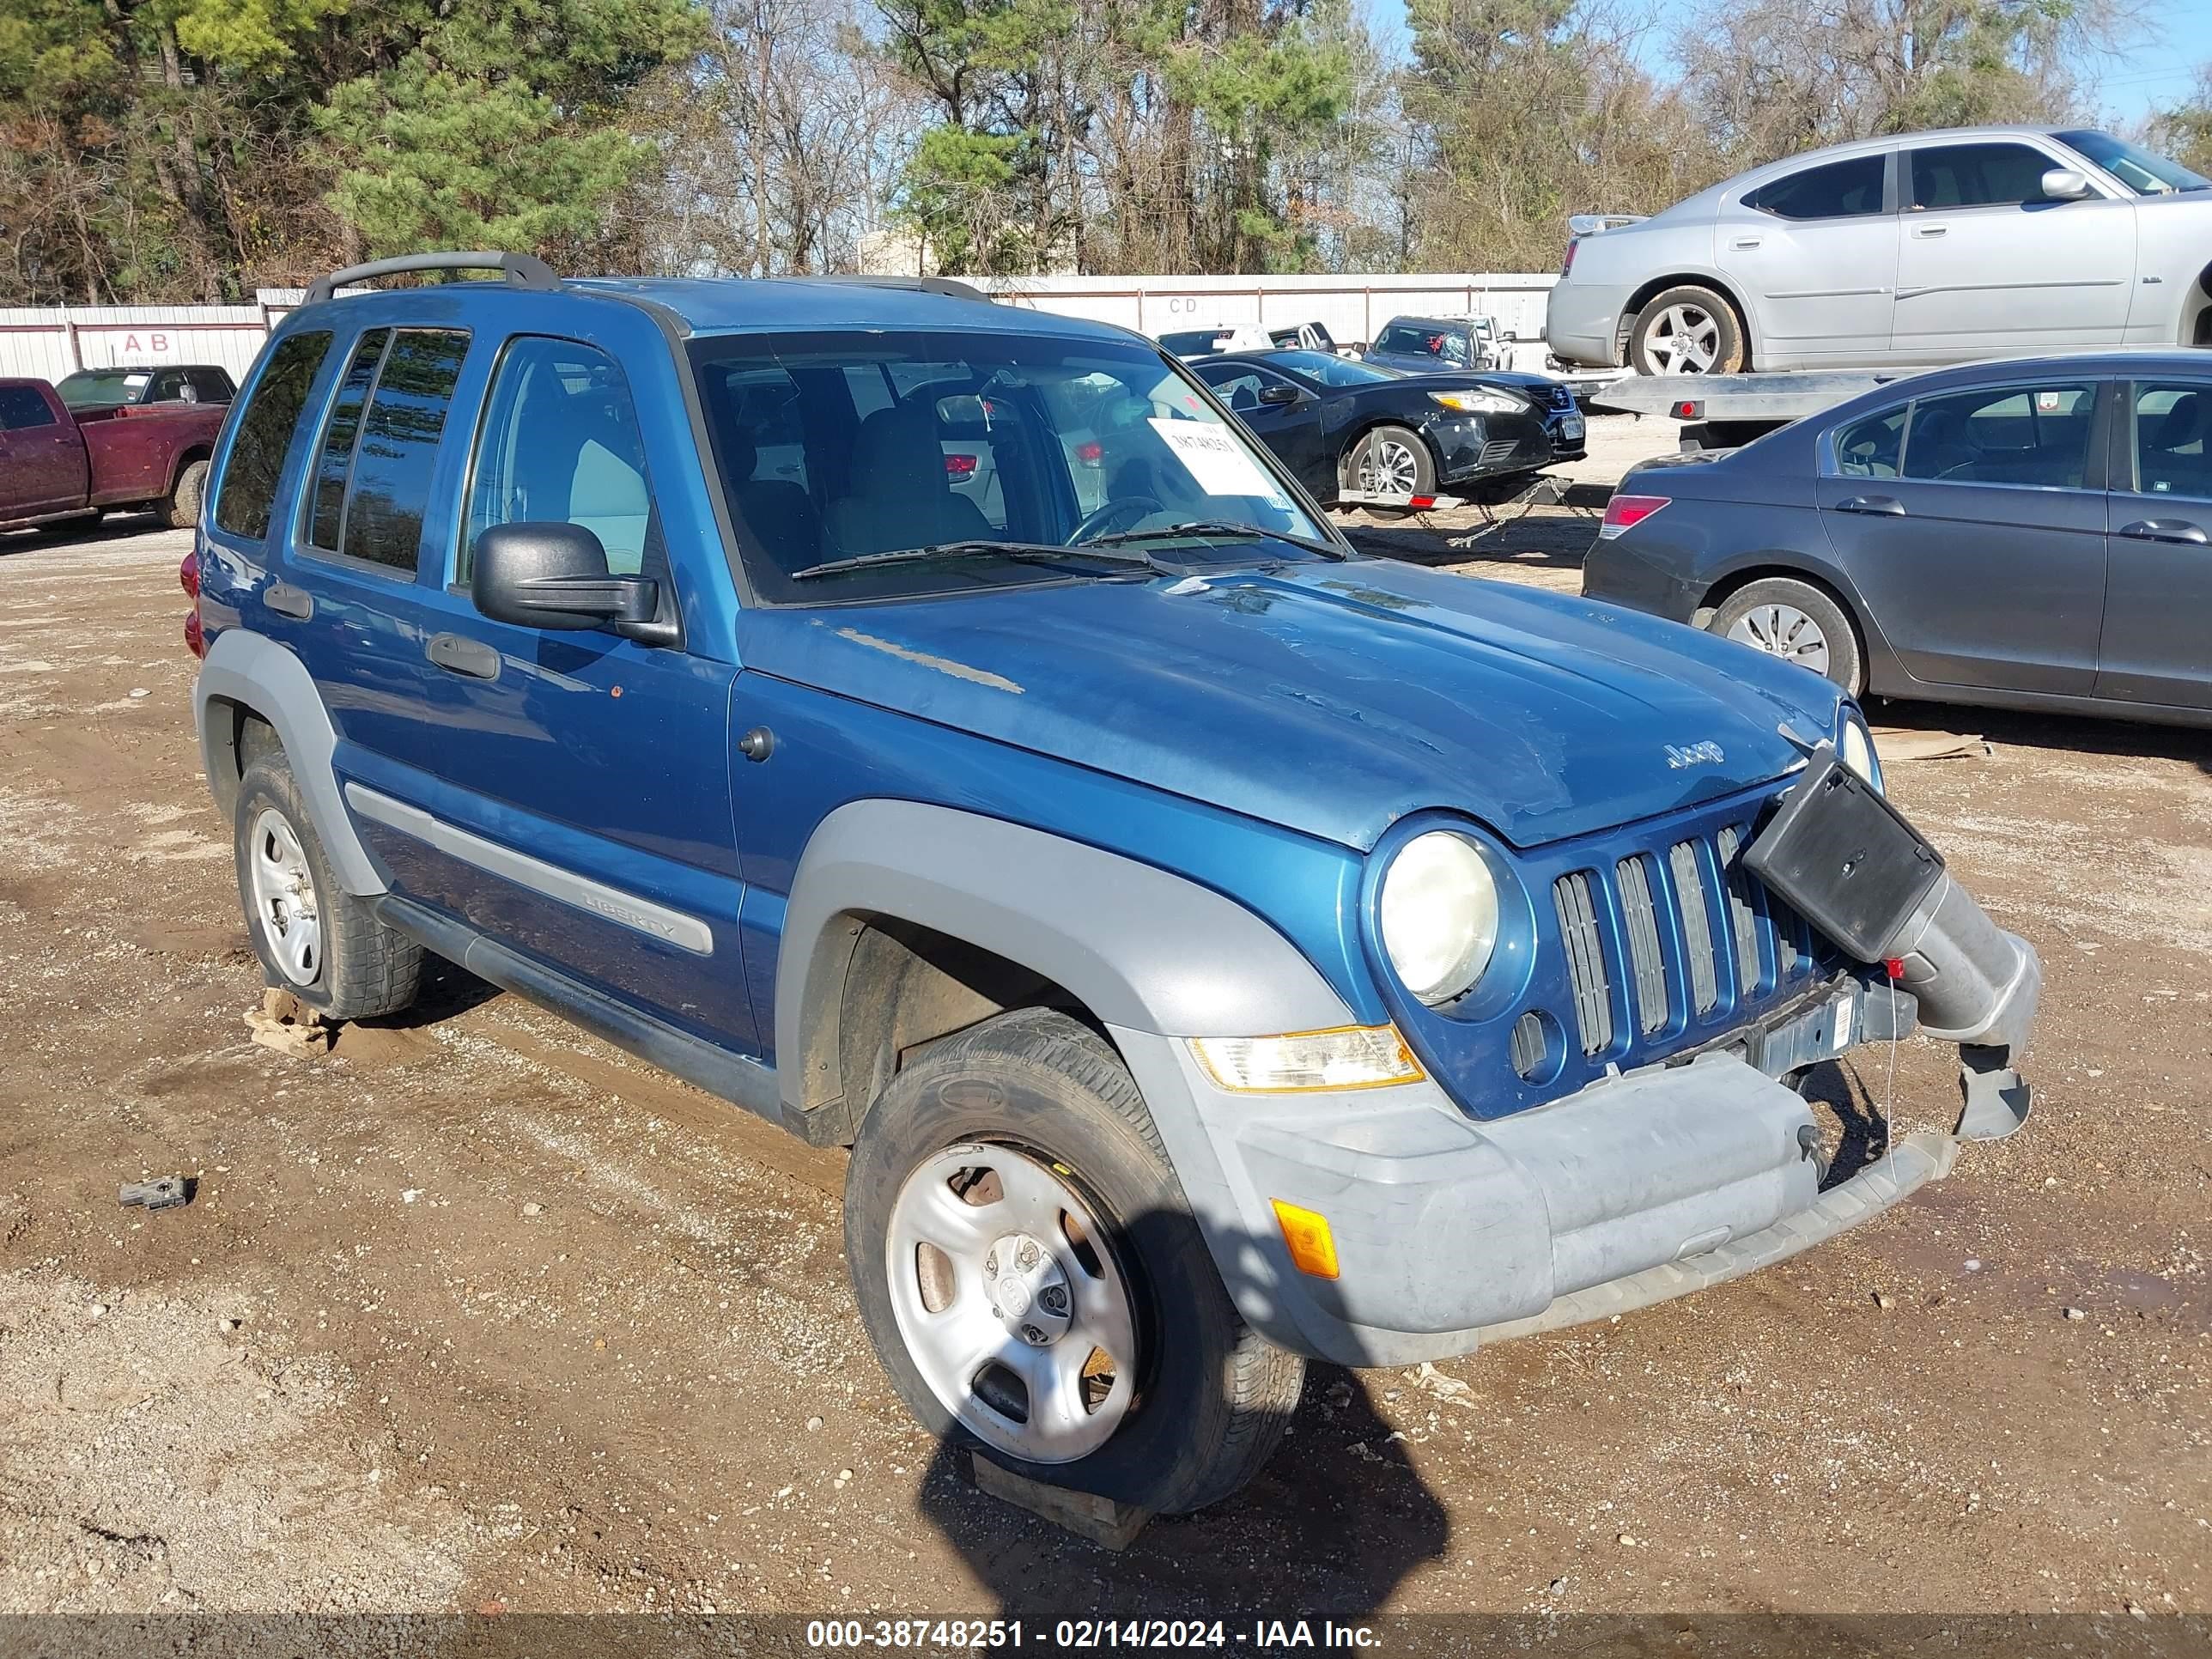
[1358,437,1419,495]
[1727,603,1831,675]
[1645,304,1721,374]
[247,807,320,987]
[886,1143,1138,1464]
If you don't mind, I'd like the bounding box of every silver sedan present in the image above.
[1547,125,2212,375]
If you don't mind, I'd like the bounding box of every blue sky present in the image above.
[1362,0,2212,128]
[2093,0,2212,125]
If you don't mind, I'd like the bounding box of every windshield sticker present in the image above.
[1147,417,1291,506]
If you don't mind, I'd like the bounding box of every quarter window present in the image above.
[1909,143,2058,210]
[215,331,332,539]
[463,337,658,582]
[1833,404,1905,477]
[2132,383,2212,498]
[306,331,389,552]
[1747,155,1887,220]
[1900,384,2095,489]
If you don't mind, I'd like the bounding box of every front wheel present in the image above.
[1710,576,1864,696]
[843,1008,1303,1514]
[1629,284,1746,375]
[1346,423,1435,503]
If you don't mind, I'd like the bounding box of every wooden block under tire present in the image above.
[966,1449,1153,1551]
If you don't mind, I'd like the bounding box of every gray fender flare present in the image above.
[192,627,386,896]
[773,799,1354,1121]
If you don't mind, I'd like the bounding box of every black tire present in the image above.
[233,752,422,1021]
[843,1007,1304,1515]
[1629,283,1747,375]
[1709,576,1864,697]
[1345,422,1436,507]
[164,459,209,530]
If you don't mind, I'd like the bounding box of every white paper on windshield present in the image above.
[1147,417,1290,506]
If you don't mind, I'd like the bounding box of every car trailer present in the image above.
[1593,368,1913,453]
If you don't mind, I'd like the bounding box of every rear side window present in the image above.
[463,337,657,581]
[1910,143,2056,210]
[215,331,332,539]
[0,385,56,430]
[341,330,470,570]
[1748,155,1886,220]
[188,368,235,403]
[1901,383,2095,488]
[301,328,469,572]
[148,369,190,402]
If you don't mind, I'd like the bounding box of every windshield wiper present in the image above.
[788,539,1172,582]
[1078,520,1351,561]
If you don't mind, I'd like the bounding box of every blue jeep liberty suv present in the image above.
[189,252,2040,1515]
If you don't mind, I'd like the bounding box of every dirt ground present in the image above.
[2,416,2207,1629]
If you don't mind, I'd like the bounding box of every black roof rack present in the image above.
[814,275,993,303]
[302,252,561,307]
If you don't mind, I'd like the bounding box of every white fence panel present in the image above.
[0,304,279,383]
[0,273,1565,386]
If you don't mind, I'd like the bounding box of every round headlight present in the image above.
[1839,716,1881,790]
[1379,831,1499,1006]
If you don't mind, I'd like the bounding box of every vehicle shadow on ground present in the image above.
[1874,697,2212,777]
[1338,503,1598,579]
[1,512,165,554]
[916,1363,1446,1620]
[374,952,504,1028]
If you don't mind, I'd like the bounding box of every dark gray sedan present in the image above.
[1584,351,2212,725]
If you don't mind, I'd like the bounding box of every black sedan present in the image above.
[1190,350,1583,509]
[1584,351,2211,725]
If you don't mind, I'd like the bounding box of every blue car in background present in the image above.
[186,253,2040,1515]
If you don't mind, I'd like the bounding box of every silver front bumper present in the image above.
[1117,963,2033,1368]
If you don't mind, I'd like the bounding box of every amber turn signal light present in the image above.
[1271,1199,1340,1280]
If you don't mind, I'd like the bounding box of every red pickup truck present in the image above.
[0,377,227,534]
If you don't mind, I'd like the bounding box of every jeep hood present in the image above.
[741,559,1839,852]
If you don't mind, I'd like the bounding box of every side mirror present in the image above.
[2041,167,2092,201]
[471,521,660,635]
[1257,384,1302,407]
[176,384,199,404]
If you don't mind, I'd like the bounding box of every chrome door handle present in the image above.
[1835,495,1905,516]
[1911,225,1948,239]
[264,580,313,621]
[2118,519,2209,544]
[426,632,501,679]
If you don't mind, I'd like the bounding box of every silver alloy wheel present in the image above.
[1645,303,1722,374]
[1358,435,1420,495]
[247,806,321,987]
[885,1142,1139,1464]
[1726,602,1831,676]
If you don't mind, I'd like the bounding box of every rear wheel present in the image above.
[163,459,209,530]
[1629,284,1746,375]
[843,1007,1303,1514]
[1710,577,1863,696]
[233,751,422,1020]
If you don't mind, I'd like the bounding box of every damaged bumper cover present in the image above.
[1116,910,2037,1370]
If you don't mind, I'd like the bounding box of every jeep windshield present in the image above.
[688,329,1338,604]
